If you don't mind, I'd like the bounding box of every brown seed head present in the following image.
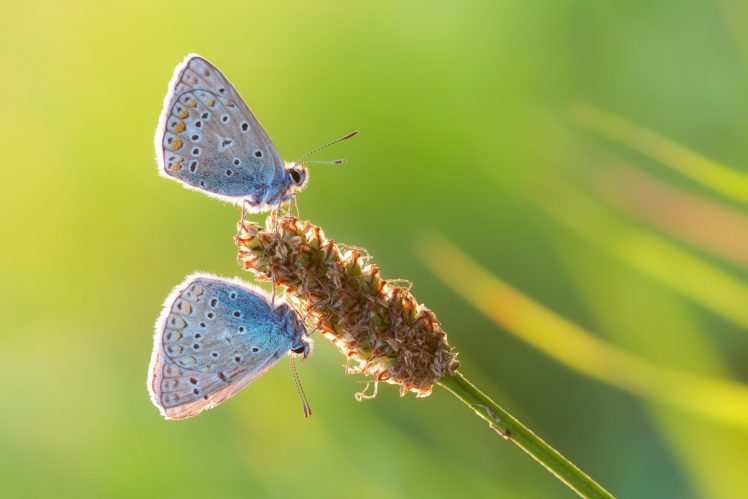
[235,216,459,397]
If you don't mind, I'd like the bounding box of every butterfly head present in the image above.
[277,301,311,360]
[285,163,308,192]
[291,340,311,360]
[285,130,357,196]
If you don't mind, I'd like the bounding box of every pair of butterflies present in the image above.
[148,54,347,419]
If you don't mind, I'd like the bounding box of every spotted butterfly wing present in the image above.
[148,274,308,420]
[155,54,290,209]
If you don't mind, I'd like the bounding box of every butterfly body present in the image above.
[148,274,310,420]
[155,54,307,210]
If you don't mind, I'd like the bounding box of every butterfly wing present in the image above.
[155,54,288,207]
[148,274,297,420]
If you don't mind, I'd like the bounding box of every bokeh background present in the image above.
[2,1,748,497]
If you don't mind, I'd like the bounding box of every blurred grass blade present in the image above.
[538,182,748,331]
[556,245,748,499]
[592,161,748,269]
[418,233,748,428]
[570,103,748,205]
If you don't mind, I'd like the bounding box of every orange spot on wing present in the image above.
[168,160,183,173]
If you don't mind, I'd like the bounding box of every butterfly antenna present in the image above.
[290,356,312,418]
[294,130,358,165]
[299,159,347,165]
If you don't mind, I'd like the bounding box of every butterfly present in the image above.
[155,53,356,212]
[147,274,311,420]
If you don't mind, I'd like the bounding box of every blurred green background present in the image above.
[2,1,748,497]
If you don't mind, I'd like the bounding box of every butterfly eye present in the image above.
[291,345,306,355]
[289,169,302,185]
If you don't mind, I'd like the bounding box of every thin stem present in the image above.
[438,373,613,499]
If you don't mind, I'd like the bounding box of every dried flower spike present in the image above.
[235,215,459,397]
[234,216,612,498]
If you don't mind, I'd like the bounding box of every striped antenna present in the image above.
[294,130,358,164]
[290,356,312,418]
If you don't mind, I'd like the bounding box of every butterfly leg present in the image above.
[292,195,301,219]
[237,199,251,237]
[273,204,282,235]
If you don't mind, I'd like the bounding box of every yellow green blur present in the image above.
[2,1,748,498]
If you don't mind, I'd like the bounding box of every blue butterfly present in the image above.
[148,274,310,419]
[155,54,355,211]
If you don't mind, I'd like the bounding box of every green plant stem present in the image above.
[438,373,613,499]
